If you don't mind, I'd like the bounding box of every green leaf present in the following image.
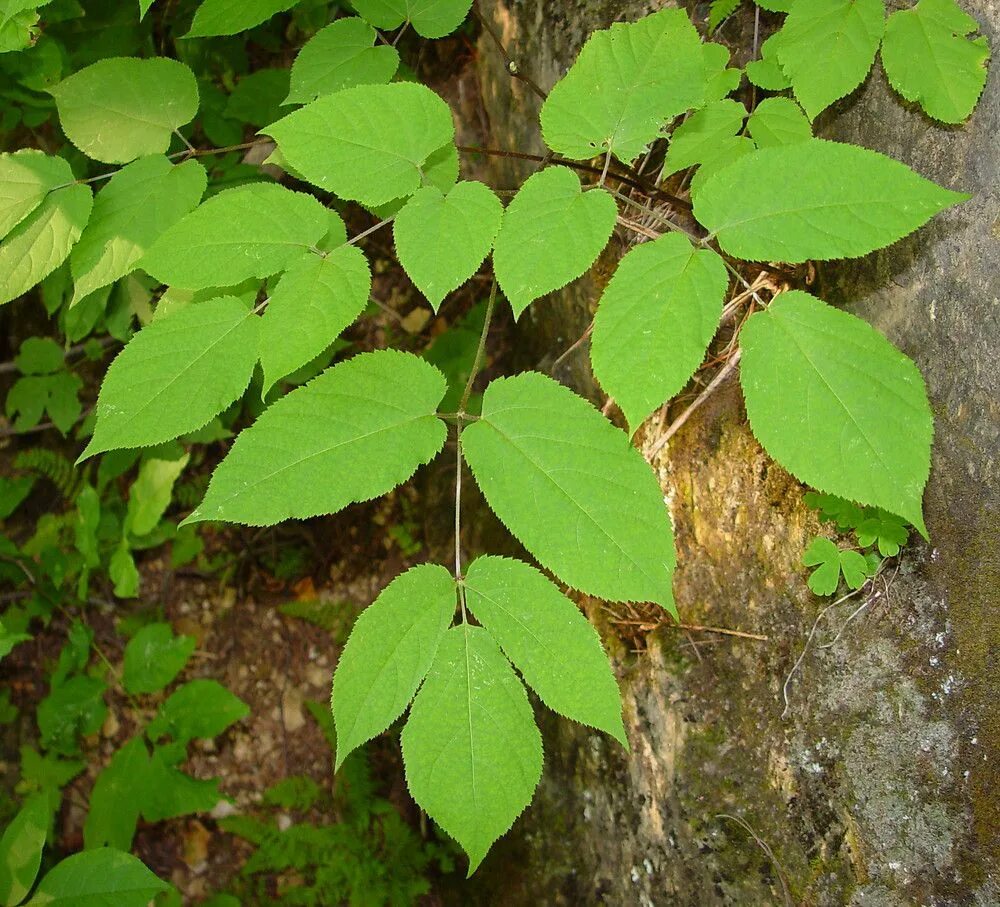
[185,350,447,526]
[688,136,755,197]
[122,622,196,695]
[351,0,473,38]
[125,453,190,537]
[185,0,297,37]
[50,57,199,164]
[83,736,149,851]
[140,183,329,290]
[740,291,932,534]
[364,141,460,219]
[0,476,34,520]
[0,183,92,306]
[393,181,503,311]
[771,0,885,120]
[805,491,867,529]
[0,620,31,662]
[745,34,792,91]
[463,555,625,744]
[332,563,455,768]
[81,297,259,458]
[141,747,222,822]
[662,99,746,175]
[881,0,990,124]
[15,337,63,375]
[855,510,909,557]
[802,537,872,595]
[260,246,371,392]
[462,372,676,611]
[0,3,41,54]
[224,68,289,128]
[693,139,968,262]
[265,83,455,206]
[401,625,542,874]
[492,167,616,318]
[109,540,139,598]
[745,97,812,148]
[703,43,742,102]
[146,679,249,744]
[539,9,705,163]
[590,233,728,433]
[0,150,74,240]
[37,676,107,755]
[26,848,168,906]
[285,17,399,104]
[70,156,206,305]
[709,0,741,31]
[0,794,50,906]
[6,373,82,434]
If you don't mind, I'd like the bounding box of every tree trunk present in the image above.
[454,2,1000,903]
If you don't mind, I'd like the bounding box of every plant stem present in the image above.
[458,278,497,416]
[347,216,394,247]
[453,279,498,593]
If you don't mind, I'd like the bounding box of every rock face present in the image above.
[455,2,1000,904]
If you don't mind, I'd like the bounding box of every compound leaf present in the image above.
[0,150,74,240]
[50,57,199,164]
[70,156,207,304]
[0,183,92,306]
[28,848,168,907]
[540,9,704,163]
[401,625,542,874]
[285,17,399,104]
[332,563,455,769]
[462,371,676,611]
[0,794,49,906]
[265,83,455,206]
[662,98,746,175]
[122,622,195,695]
[492,166,616,318]
[802,537,873,595]
[81,297,259,458]
[146,679,249,744]
[351,0,473,38]
[141,182,328,289]
[772,0,885,120]
[393,180,503,311]
[185,0,297,37]
[260,245,371,392]
[185,351,447,526]
[740,291,932,534]
[881,0,990,124]
[855,510,909,556]
[591,233,729,433]
[746,97,812,148]
[463,556,626,745]
[693,139,968,262]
